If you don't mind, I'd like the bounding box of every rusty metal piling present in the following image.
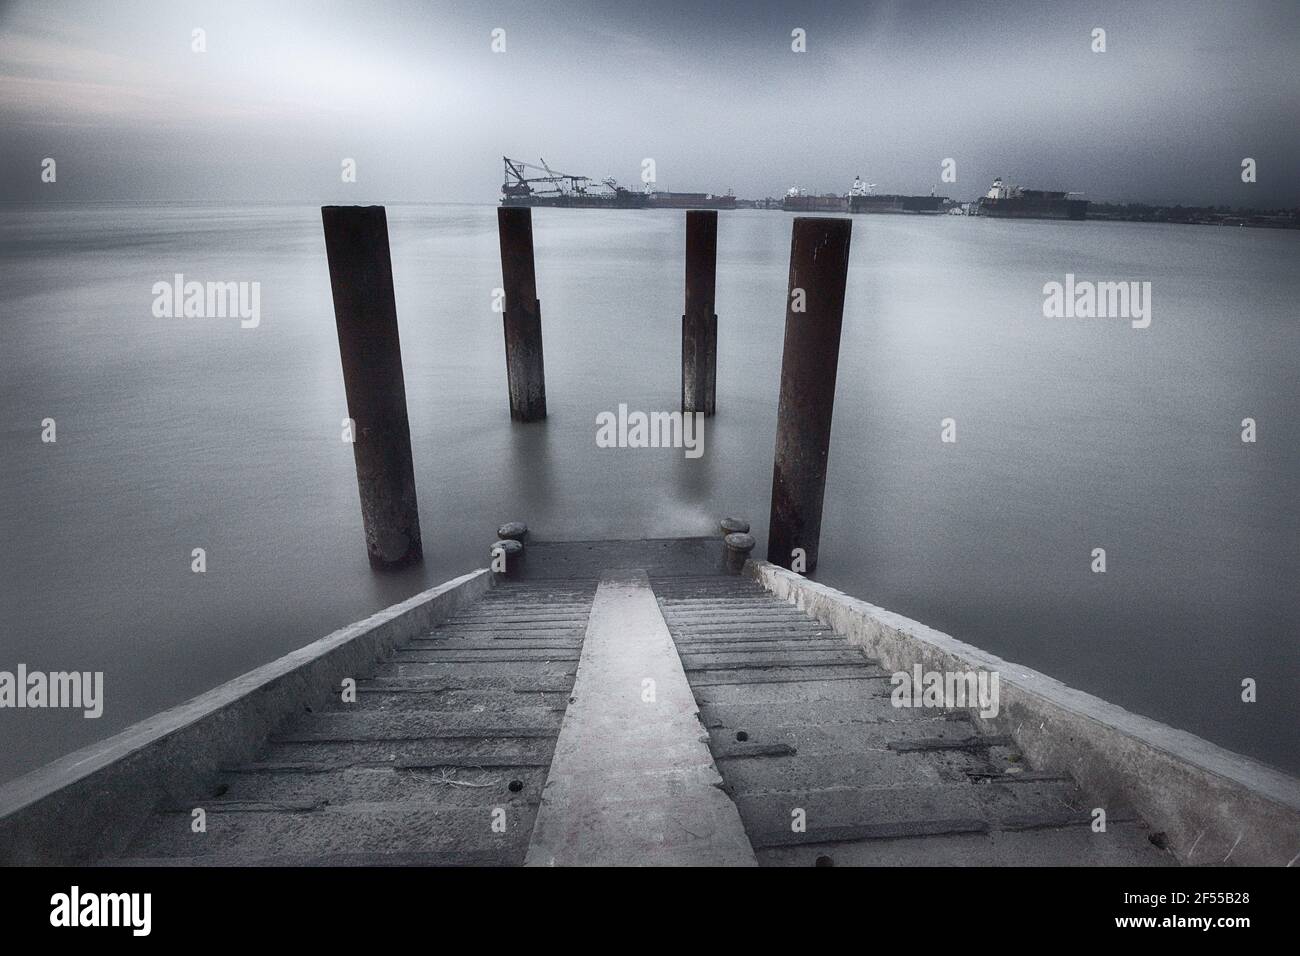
[497,207,548,421]
[682,210,718,416]
[766,217,852,573]
[321,205,423,568]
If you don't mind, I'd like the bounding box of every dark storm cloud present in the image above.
[0,0,1296,205]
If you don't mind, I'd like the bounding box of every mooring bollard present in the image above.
[321,205,423,568]
[722,532,756,575]
[766,216,852,574]
[497,521,529,542]
[719,516,750,536]
[682,210,718,416]
[497,207,547,422]
[491,538,524,580]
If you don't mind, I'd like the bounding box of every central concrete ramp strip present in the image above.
[526,571,757,866]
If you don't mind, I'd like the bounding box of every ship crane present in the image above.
[539,157,584,196]
[502,156,599,200]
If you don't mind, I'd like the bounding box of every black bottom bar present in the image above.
[1,864,1284,940]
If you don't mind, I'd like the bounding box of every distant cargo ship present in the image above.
[500,157,736,210]
[974,178,1088,220]
[781,177,946,214]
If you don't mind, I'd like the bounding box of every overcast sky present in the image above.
[1,0,1296,205]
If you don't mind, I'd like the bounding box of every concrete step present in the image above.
[693,676,892,704]
[359,676,577,695]
[660,609,813,623]
[672,632,847,646]
[734,778,1112,848]
[174,764,545,810]
[661,598,807,609]
[699,698,973,728]
[224,736,556,772]
[686,664,891,685]
[718,751,1000,791]
[756,822,1176,867]
[368,661,578,682]
[424,627,587,641]
[448,608,592,620]
[669,622,837,636]
[706,718,993,760]
[119,802,538,862]
[652,587,768,600]
[110,849,522,866]
[679,649,872,670]
[394,647,582,663]
[346,687,571,713]
[406,637,584,651]
[273,709,563,742]
[438,618,590,629]
[673,639,852,653]
[468,601,592,612]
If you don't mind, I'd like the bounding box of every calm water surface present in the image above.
[1,203,1296,780]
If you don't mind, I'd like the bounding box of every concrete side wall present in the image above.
[746,561,1300,867]
[0,569,492,864]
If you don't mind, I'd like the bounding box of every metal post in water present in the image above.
[682,210,718,416]
[497,207,547,421]
[766,216,852,573]
[321,205,423,568]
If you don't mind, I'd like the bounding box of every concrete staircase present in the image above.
[109,580,597,865]
[102,549,1177,866]
[652,574,1174,866]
